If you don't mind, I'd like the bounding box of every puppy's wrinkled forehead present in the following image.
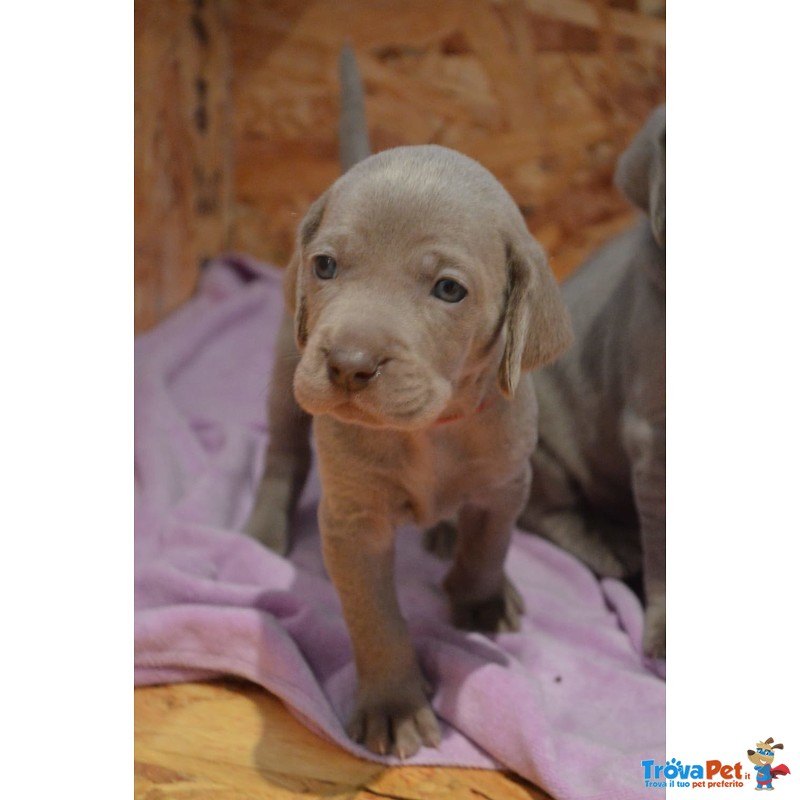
[310,145,517,263]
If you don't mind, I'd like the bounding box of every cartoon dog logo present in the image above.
[747,738,791,790]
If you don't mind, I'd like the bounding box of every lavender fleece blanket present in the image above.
[134,255,665,800]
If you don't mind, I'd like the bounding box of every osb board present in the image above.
[135,679,553,800]
[135,0,665,332]
[135,0,233,332]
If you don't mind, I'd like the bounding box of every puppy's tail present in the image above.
[338,43,371,172]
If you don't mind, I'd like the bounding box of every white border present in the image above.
[668,2,798,797]
[1,2,131,794]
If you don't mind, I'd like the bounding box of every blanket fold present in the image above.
[134,255,665,800]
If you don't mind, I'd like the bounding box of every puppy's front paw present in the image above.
[347,679,441,759]
[447,575,525,633]
[642,599,666,659]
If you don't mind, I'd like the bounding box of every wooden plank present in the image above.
[134,0,232,333]
[224,0,664,286]
[135,0,665,338]
[516,0,666,45]
[135,680,553,800]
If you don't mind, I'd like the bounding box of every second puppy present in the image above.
[520,106,666,658]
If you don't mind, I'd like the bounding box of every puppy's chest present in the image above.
[399,426,526,526]
[316,411,534,527]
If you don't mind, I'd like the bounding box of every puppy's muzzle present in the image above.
[325,342,385,393]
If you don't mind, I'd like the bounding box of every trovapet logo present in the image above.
[746,737,791,791]
[641,758,745,789]
[641,736,791,791]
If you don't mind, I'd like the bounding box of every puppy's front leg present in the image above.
[245,312,311,555]
[319,500,441,758]
[624,412,666,658]
[444,466,531,633]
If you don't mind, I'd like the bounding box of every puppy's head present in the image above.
[615,105,666,247]
[284,145,572,430]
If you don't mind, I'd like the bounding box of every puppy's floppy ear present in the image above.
[282,192,328,348]
[498,232,573,397]
[615,105,666,247]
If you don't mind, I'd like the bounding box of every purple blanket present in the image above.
[134,256,665,800]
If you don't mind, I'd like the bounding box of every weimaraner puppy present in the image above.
[245,47,573,757]
[519,106,666,659]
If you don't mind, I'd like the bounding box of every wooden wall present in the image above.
[135,0,665,333]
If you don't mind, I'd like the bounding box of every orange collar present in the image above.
[435,397,495,426]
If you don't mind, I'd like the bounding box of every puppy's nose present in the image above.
[326,346,381,392]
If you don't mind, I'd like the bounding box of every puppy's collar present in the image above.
[435,397,495,426]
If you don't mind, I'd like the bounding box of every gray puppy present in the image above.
[246,48,573,757]
[519,106,666,659]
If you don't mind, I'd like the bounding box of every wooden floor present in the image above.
[135,679,552,800]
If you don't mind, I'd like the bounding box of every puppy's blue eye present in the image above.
[313,255,337,280]
[432,278,467,303]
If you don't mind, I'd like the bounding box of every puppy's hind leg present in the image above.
[521,443,640,578]
[245,311,311,555]
[623,412,666,658]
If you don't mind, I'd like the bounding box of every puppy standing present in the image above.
[519,107,666,658]
[245,48,572,757]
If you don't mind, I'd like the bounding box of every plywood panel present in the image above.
[227,0,664,281]
[135,0,232,332]
[135,680,553,799]
[136,0,664,331]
